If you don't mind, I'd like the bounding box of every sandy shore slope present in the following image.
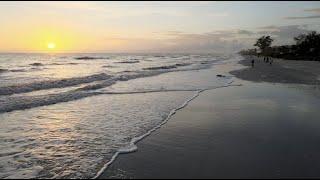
[99,56,320,179]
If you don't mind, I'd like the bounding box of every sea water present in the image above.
[0,53,240,178]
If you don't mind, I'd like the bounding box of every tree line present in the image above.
[239,31,320,61]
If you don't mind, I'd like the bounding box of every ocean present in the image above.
[0,53,239,178]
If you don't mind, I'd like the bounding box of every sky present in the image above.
[0,1,320,53]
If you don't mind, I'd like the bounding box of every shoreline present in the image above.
[94,83,242,179]
[93,89,203,179]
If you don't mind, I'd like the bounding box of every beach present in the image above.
[1,53,320,178]
[230,56,320,85]
[2,1,320,179]
[99,56,320,178]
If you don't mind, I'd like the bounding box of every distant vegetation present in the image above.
[239,31,320,61]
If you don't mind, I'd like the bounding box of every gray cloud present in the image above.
[161,29,259,53]
[165,31,185,36]
[206,29,255,38]
[101,25,316,53]
[237,30,255,36]
[257,25,312,45]
[102,29,256,53]
[257,25,278,30]
[286,7,320,20]
[304,8,320,13]
[164,25,313,52]
[163,33,246,53]
[257,25,310,37]
[285,15,320,19]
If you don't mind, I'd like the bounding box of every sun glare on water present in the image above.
[47,43,56,49]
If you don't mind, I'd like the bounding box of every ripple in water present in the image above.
[0,91,196,179]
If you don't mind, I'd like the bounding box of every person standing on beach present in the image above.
[251,59,255,67]
[269,58,273,65]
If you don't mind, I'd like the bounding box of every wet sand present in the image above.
[99,57,320,179]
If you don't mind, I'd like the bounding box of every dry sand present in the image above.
[230,55,320,85]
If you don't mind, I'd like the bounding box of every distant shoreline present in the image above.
[230,55,320,85]
[239,52,320,62]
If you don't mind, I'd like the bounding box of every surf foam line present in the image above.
[92,82,242,179]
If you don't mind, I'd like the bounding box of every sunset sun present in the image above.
[47,42,56,49]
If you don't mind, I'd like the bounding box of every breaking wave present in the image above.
[116,60,140,64]
[74,56,109,60]
[0,73,111,96]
